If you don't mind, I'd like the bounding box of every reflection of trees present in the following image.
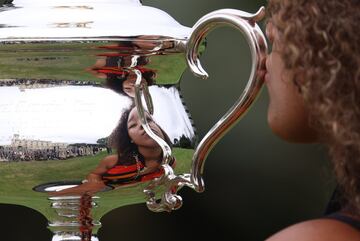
[0,0,13,5]
[173,135,196,149]
[96,137,108,146]
[96,137,112,154]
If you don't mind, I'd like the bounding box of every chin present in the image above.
[267,109,318,144]
[142,140,161,148]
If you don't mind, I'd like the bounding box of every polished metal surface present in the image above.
[0,0,191,40]
[137,7,268,212]
[187,7,268,192]
[0,0,267,239]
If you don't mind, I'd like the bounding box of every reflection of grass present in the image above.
[0,42,188,85]
[147,53,186,85]
[0,42,103,82]
[0,151,107,220]
[0,148,194,224]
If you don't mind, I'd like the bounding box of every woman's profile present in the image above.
[264,0,360,240]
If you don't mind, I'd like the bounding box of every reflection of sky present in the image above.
[0,86,131,145]
[148,86,195,142]
[0,86,194,146]
[0,0,191,39]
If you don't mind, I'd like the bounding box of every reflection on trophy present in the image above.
[0,0,267,240]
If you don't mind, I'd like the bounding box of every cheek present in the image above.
[127,129,137,141]
[266,79,317,143]
[150,123,165,139]
[122,81,131,89]
[268,92,304,141]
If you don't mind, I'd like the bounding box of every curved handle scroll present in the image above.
[139,7,268,212]
[186,7,268,192]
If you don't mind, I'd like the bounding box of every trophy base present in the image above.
[52,233,99,241]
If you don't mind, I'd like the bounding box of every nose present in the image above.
[138,124,146,134]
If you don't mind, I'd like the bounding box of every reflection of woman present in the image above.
[265,0,360,240]
[114,69,155,97]
[87,45,155,97]
[50,106,174,196]
[94,66,155,97]
[85,105,174,186]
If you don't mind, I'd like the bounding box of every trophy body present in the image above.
[0,1,267,240]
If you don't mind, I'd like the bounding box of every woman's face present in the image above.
[127,107,165,148]
[265,21,317,143]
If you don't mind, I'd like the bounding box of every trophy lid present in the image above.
[0,0,191,40]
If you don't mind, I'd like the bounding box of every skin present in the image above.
[267,219,360,241]
[265,21,317,143]
[264,16,360,241]
[127,107,164,169]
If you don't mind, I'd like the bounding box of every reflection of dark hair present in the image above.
[105,73,127,95]
[142,71,156,85]
[110,106,172,166]
[105,56,120,67]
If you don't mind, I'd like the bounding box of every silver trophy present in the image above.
[0,0,267,240]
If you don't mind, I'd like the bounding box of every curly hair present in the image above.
[267,0,360,212]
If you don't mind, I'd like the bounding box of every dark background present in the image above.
[0,1,334,240]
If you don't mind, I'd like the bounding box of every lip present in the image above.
[264,72,270,83]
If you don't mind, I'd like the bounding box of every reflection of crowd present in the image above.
[0,79,101,88]
[0,145,103,162]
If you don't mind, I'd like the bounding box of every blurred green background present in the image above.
[0,0,334,240]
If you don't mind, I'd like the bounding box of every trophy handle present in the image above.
[137,8,268,212]
[186,7,268,192]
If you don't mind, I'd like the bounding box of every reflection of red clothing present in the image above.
[93,68,126,75]
[102,162,145,183]
[103,159,176,185]
[91,65,154,76]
